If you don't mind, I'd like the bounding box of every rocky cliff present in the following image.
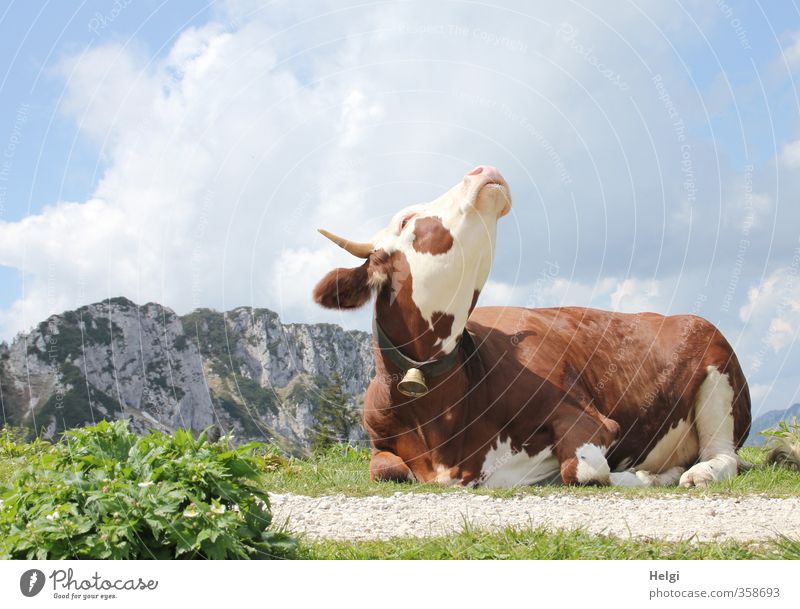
[0,297,374,452]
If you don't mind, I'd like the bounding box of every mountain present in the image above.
[745,403,800,446]
[0,297,374,453]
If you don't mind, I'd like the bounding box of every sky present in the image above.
[0,0,799,417]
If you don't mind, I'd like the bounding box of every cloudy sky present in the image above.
[0,0,799,416]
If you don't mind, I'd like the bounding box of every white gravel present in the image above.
[269,492,800,542]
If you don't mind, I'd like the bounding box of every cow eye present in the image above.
[400,213,416,231]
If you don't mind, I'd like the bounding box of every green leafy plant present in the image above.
[0,426,51,459]
[761,417,800,471]
[257,443,291,473]
[0,420,296,559]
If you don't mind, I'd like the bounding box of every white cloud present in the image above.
[768,318,795,351]
[339,90,384,148]
[781,139,800,168]
[610,278,661,313]
[481,279,523,306]
[482,275,655,312]
[784,32,800,70]
[739,267,800,322]
[737,268,800,375]
[749,382,773,403]
[0,17,319,336]
[0,0,791,349]
[56,43,160,144]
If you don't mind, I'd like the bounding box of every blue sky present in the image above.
[1,0,800,416]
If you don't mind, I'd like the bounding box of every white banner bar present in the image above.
[1,560,798,608]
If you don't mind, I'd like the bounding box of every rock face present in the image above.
[0,297,374,452]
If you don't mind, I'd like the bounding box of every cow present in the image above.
[312,165,751,488]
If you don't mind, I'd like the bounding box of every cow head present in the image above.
[313,165,511,361]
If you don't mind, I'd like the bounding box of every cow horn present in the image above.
[318,228,373,259]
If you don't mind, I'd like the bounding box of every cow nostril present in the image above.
[466,165,504,182]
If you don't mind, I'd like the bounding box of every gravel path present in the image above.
[270,492,800,542]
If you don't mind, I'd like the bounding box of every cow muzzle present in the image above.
[466,165,512,218]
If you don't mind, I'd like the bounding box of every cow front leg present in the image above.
[370,451,415,482]
[559,443,612,485]
[552,408,620,486]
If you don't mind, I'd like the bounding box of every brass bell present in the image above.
[397,367,429,397]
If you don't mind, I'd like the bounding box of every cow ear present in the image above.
[313,261,373,309]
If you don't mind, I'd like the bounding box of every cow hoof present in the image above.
[679,464,717,487]
[637,466,685,487]
[680,456,737,487]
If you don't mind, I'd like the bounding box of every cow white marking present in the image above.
[637,418,698,473]
[371,173,507,355]
[480,438,559,487]
[434,464,458,486]
[609,466,685,487]
[680,366,738,487]
[368,271,388,288]
[575,443,610,484]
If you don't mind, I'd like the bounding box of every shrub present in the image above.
[0,426,51,458]
[0,427,53,488]
[0,420,296,559]
[761,417,800,471]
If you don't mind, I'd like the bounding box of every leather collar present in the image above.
[372,317,478,379]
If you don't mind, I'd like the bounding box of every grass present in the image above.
[4,432,800,560]
[269,443,800,560]
[297,526,800,560]
[262,444,800,498]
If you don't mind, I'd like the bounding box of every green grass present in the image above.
[4,433,800,560]
[262,444,800,498]
[298,526,800,560]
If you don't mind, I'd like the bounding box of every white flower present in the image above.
[45,510,60,521]
[210,503,226,515]
[138,481,154,488]
[182,505,199,518]
[231,504,240,514]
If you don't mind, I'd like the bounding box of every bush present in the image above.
[0,427,52,488]
[0,426,51,459]
[0,420,296,559]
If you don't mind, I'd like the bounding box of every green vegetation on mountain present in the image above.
[308,372,358,450]
[37,362,120,436]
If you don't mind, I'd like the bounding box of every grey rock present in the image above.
[0,297,374,452]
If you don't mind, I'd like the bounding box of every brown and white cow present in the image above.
[313,165,751,487]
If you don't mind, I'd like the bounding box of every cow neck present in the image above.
[373,311,485,477]
[372,316,474,380]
